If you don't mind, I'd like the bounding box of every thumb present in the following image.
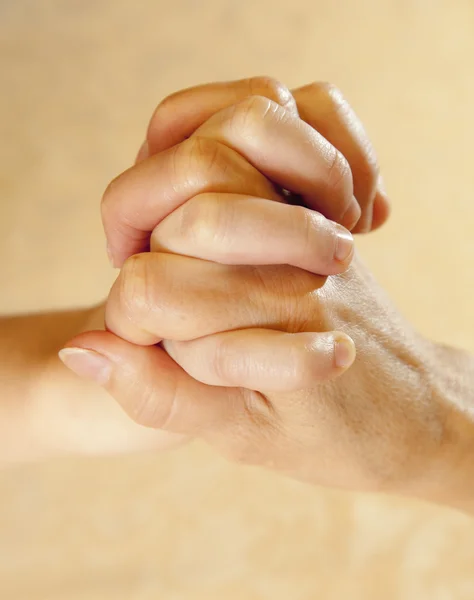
[58,330,248,436]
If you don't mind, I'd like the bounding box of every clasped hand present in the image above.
[61,78,455,499]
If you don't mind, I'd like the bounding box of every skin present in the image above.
[103,78,390,269]
[2,78,474,516]
[2,78,380,465]
[0,307,183,464]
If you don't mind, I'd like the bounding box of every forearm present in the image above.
[0,305,182,466]
[0,306,103,464]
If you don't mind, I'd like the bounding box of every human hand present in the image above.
[58,79,471,502]
[103,77,390,269]
[62,75,372,455]
[80,75,382,456]
[62,201,459,500]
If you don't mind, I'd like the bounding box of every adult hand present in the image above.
[103,77,390,268]
[59,80,472,502]
[63,207,463,500]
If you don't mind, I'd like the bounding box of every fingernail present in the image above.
[334,225,354,262]
[334,336,356,369]
[341,198,361,231]
[58,348,112,385]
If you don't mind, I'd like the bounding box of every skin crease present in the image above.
[60,78,474,512]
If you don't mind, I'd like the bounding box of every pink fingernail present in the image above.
[334,225,354,262]
[58,348,112,385]
[334,337,356,369]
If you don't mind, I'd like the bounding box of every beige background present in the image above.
[1,0,474,598]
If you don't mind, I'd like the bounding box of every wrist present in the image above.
[0,304,106,465]
[411,340,474,514]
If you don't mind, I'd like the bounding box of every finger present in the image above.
[371,191,391,231]
[144,76,298,157]
[106,94,359,268]
[105,252,323,346]
[151,193,354,275]
[141,78,388,233]
[292,82,389,233]
[163,329,356,393]
[135,139,149,164]
[59,329,252,435]
[193,95,361,230]
[102,137,282,267]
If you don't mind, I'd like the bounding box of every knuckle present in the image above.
[302,81,346,113]
[119,253,167,323]
[147,91,185,140]
[231,94,281,132]
[307,80,338,96]
[119,254,152,321]
[178,136,228,177]
[298,81,343,107]
[128,384,160,427]
[317,81,342,101]
[247,76,296,111]
[209,336,237,384]
[129,379,178,431]
[180,193,229,249]
[253,265,320,334]
[153,89,181,118]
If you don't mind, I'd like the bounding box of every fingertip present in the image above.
[341,198,362,231]
[351,210,373,234]
[58,347,112,385]
[334,224,354,265]
[370,190,391,231]
[333,333,356,370]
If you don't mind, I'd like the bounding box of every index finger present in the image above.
[145,76,298,155]
[142,78,388,232]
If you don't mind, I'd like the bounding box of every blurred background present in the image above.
[1,0,474,598]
